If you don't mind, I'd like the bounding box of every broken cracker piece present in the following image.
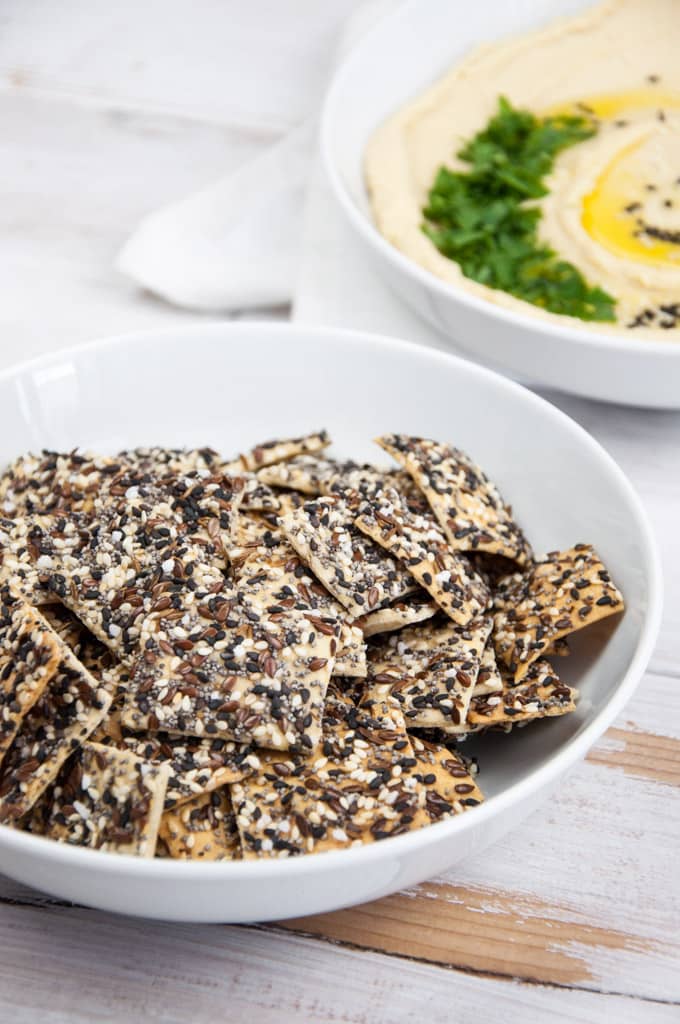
[241,431,330,472]
[376,435,532,567]
[279,495,415,619]
[442,660,579,736]
[367,616,492,730]
[355,488,489,627]
[0,587,62,760]
[355,595,438,638]
[493,544,624,681]
[410,735,484,819]
[0,643,113,823]
[118,731,260,810]
[232,688,430,858]
[45,741,169,856]
[473,641,504,697]
[160,788,240,860]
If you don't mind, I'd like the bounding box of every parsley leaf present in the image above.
[422,97,617,322]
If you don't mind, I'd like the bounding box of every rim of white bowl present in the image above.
[0,322,664,882]
[319,1,680,361]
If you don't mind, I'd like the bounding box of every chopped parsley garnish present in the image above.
[422,97,617,322]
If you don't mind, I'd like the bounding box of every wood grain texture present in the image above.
[280,671,680,1002]
[0,903,675,1024]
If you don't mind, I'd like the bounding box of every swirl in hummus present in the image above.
[365,0,680,337]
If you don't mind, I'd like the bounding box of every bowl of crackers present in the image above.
[0,323,661,922]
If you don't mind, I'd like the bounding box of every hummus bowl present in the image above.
[321,0,680,407]
[0,323,661,921]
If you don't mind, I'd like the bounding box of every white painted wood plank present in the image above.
[0,0,364,131]
[0,902,674,1024]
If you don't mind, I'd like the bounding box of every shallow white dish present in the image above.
[0,323,662,922]
[321,0,680,409]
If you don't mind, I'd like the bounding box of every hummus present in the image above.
[365,0,680,337]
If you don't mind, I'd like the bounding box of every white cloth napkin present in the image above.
[116,1,397,312]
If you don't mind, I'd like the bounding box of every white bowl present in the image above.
[321,0,680,409]
[0,323,662,921]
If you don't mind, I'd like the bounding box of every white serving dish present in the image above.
[320,0,680,408]
[0,323,662,921]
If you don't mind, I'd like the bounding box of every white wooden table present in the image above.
[0,4,678,1021]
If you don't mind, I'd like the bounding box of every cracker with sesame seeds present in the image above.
[159,789,241,861]
[40,603,90,651]
[279,495,416,619]
[240,430,331,472]
[492,544,624,681]
[229,515,365,678]
[274,491,307,516]
[0,587,63,759]
[0,641,114,824]
[473,640,504,696]
[367,617,492,730]
[355,595,438,638]
[40,501,227,662]
[45,741,169,856]
[326,464,428,514]
[117,446,224,477]
[0,451,124,518]
[232,688,431,858]
[0,517,56,606]
[116,730,259,810]
[257,454,338,495]
[376,435,533,567]
[355,488,490,627]
[239,476,280,512]
[410,735,484,819]
[122,604,340,752]
[438,660,579,736]
[98,468,245,572]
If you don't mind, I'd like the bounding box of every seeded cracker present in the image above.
[355,488,489,627]
[159,788,241,860]
[239,431,331,472]
[439,660,579,736]
[232,688,431,857]
[410,735,484,818]
[258,455,425,511]
[279,495,416,618]
[122,602,339,752]
[0,587,62,759]
[0,451,123,517]
[117,446,223,477]
[231,519,365,678]
[45,741,169,856]
[473,641,504,696]
[367,617,492,729]
[355,595,438,638]
[0,641,113,823]
[96,468,245,571]
[117,731,260,810]
[42,505,227,661]
[493,544,624,681]
[257,455,338,495]
[239,476,280,512]
[376,435,532,567]
[0,516,69,606]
